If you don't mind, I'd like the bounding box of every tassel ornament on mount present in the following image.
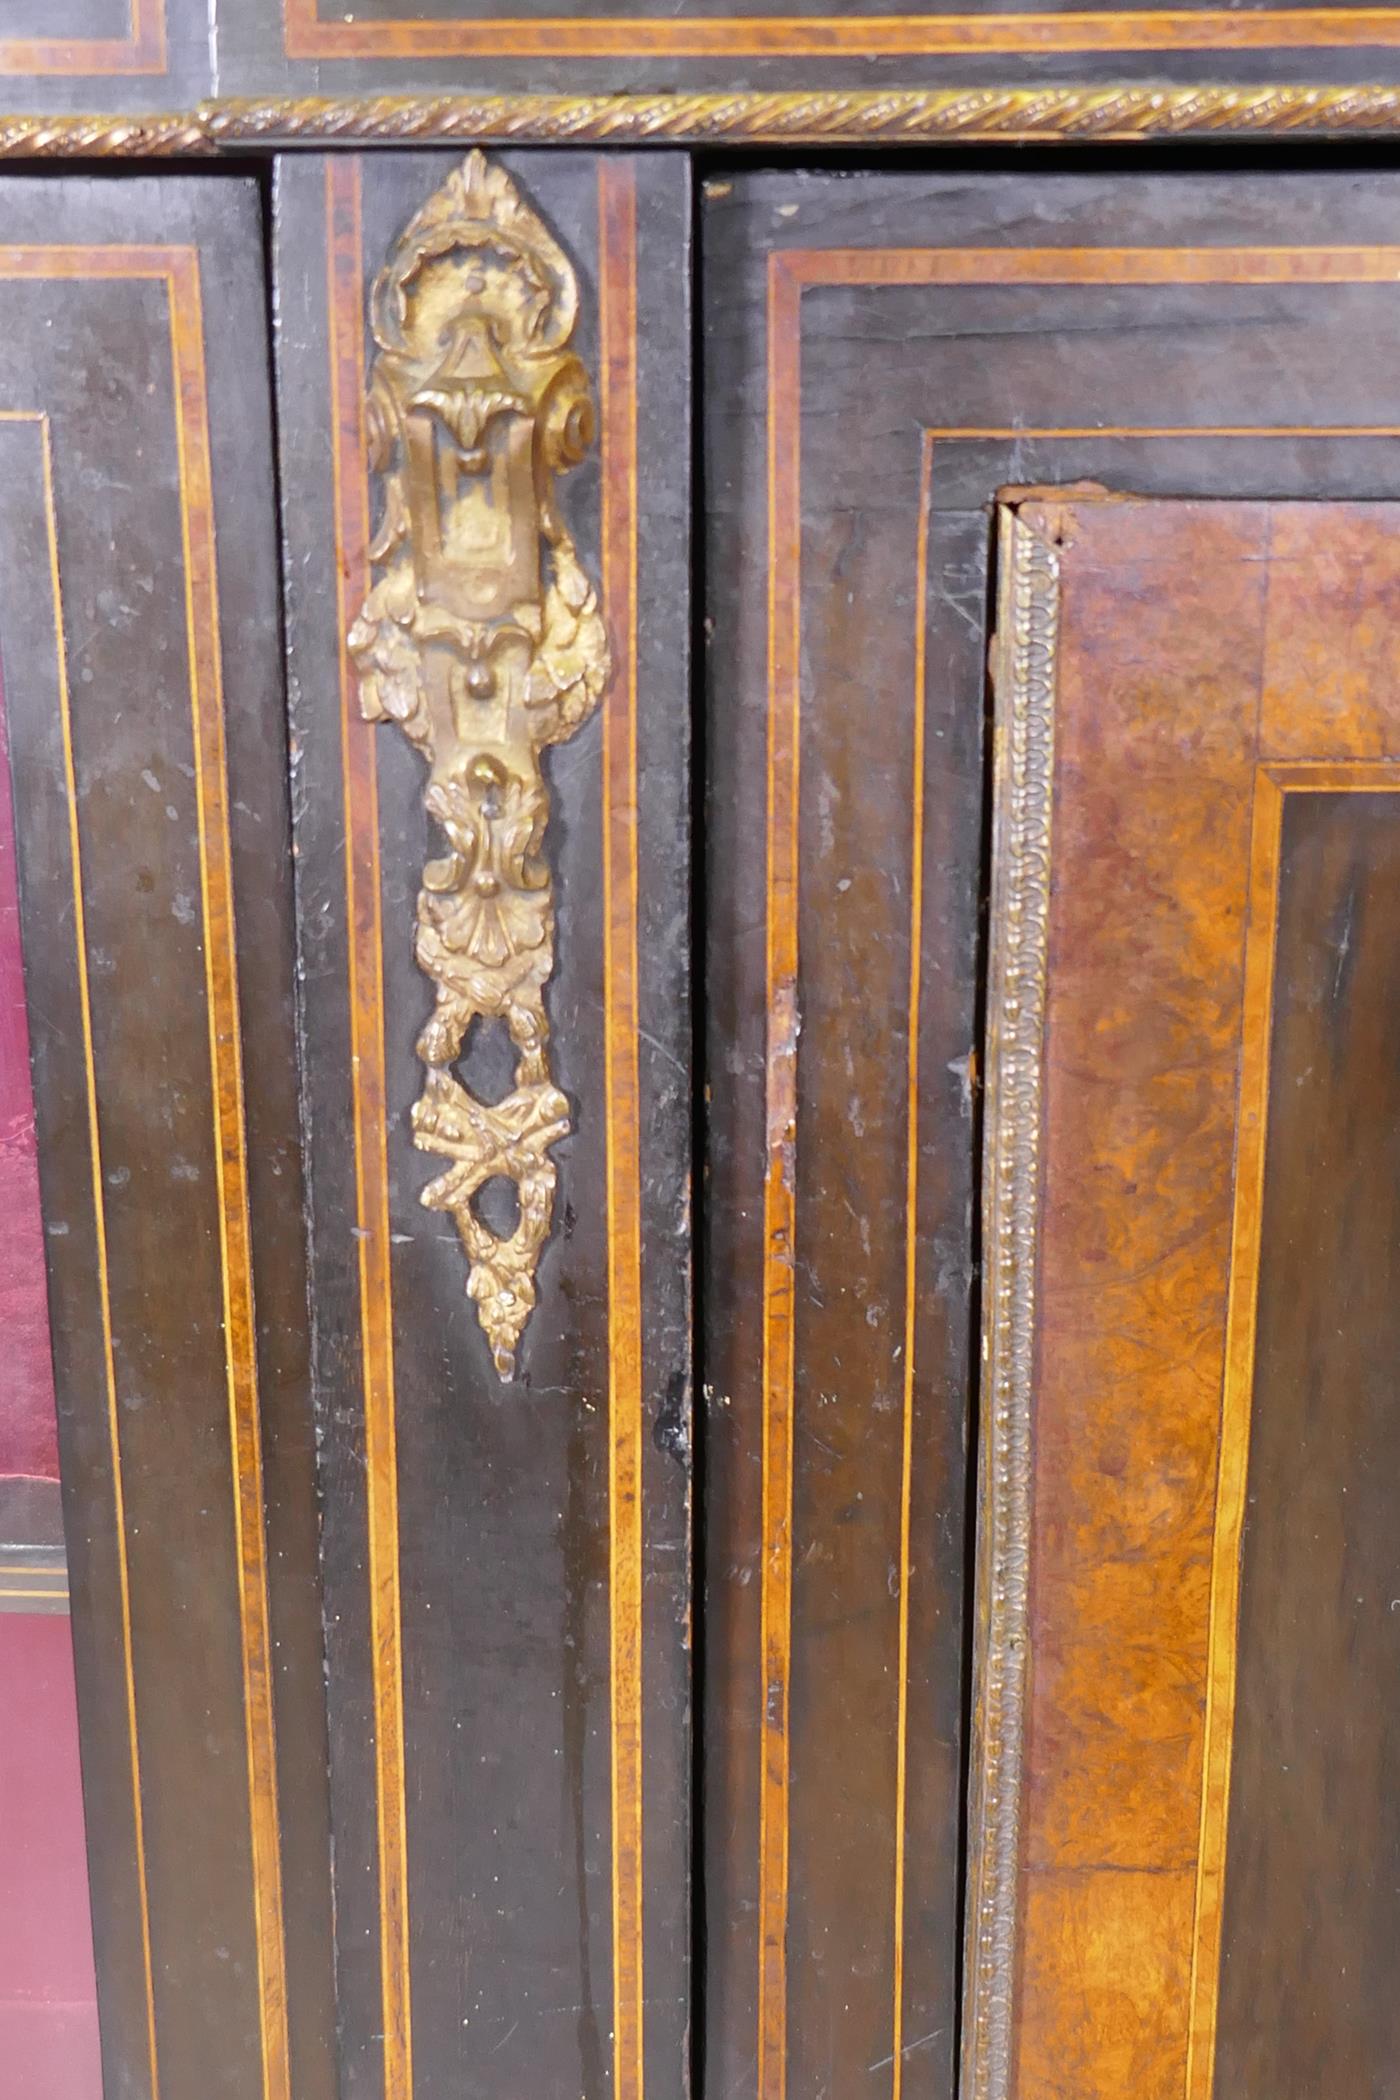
[349,151,610,1378]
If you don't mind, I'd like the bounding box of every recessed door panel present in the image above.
[971,493,1400,2100]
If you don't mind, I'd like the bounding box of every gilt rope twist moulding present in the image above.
[348,150,609,1376]
[203,85,1400,142]
[15,89,1400,153]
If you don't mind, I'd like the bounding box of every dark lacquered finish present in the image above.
[212,0,1400,97]
[701,169,1400,2100]
[1217,787,1400,2097]
[0,174,334,2100]
[0,0,208,114]
[273,147,691,2100]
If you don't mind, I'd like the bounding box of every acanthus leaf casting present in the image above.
[349,149,609,1377]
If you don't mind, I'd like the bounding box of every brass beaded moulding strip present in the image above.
[0,110,211,152]
[12,86,1400,153]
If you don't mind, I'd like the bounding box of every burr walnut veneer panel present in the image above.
[701,168,1400,2100]
[973,494,1400,2100]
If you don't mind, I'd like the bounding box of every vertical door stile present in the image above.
[272,146,693,2100]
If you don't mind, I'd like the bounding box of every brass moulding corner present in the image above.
[349,149,609,1378]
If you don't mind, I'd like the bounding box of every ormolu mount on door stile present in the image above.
[349,150,609,1377]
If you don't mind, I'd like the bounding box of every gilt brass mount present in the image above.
[350,150,609,1377]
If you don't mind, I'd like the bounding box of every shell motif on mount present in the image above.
[349,151,610,1377]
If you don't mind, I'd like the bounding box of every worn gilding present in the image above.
[350,148,608,1377]
[16,88,1400,156]
[961,504,1057,2100]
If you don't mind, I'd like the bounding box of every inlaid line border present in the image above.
[765,238,1400,2100]
[1184,756,1400,2100]
[599,152,648,2100]
[0,244,292,2100]
[2,402,160,2093]
[327,150,649,2100]
[281,0,1400,61]
[326,154,414,2100]
[0,0,164,78]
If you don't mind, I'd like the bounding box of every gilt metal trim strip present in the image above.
[350,150,608,1376]
[13,86,1400,154]
[204,85,1400,143]
[960,502,1058,2100]
[0,111,211,152]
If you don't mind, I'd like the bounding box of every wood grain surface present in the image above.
[703,168,1400,2100]
[0,174,335,2100]
[273,148,692,2100]
[987,493,1400,2100]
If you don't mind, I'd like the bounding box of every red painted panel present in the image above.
[0,651,59,1482]
[0,1612,101,2099]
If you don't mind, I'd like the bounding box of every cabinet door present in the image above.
[272,149,693,2100]
[969,493,1400,2100]
[0,175,334,2100]
[701,166,1400,2100]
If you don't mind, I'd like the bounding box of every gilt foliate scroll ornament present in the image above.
[349,151,609,1377]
